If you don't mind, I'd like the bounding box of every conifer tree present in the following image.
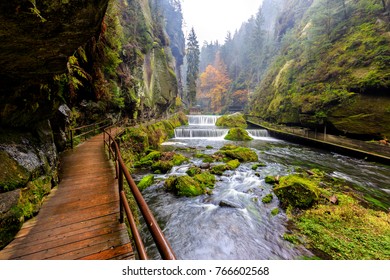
[186,27,200,107]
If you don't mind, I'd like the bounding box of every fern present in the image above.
[28,0,46,23]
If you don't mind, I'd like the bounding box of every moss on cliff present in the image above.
[250,2,390,139]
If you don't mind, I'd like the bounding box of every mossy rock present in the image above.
[137,175,154,191]
[218,146,258,162]
[193,172,215,189]
[0,175,53,249]
[151,160,174,174]
[135,151,162,167]
[216,113,247,128]
[186,166,202,177]
[271,208,279,216]
[224,127,253,141]
[210,164,229,175]
[0,150,30,193]
[252,162,267,170]
[172,153,187,165]
[194,153,214,163]
[226,159,240,170]
[164,175,206,197]
[265,175,278,185]
[262,194,273,204]
[274,175,320,209]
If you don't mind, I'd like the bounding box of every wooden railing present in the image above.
[68,119,112,148]
[103,126,176,260]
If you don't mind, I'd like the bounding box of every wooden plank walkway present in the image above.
[0,134,134,260]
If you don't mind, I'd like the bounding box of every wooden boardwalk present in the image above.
[0,134,134,260]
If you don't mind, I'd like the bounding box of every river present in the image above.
[134,115,390,260]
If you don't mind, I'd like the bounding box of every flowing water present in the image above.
[135,115,390,260]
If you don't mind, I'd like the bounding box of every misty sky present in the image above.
[181,0,264,45]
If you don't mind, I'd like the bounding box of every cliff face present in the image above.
[0,0,109,127]
[250,0,390,139]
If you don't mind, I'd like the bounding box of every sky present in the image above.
[181,0,264,45]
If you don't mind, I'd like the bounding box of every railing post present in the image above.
[70,129,73,149]
[118,165,124,224]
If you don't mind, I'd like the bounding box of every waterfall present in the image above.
[175,128,228,139]
[247,129,270,139]
[188,115,219,126]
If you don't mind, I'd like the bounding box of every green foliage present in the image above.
[186,28,200,106]
[29,0,46,22]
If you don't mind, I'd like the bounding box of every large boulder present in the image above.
[164,172,215,197]
[216,113,247,128]
[224,127,253,141]
[274,175,320,209]
[218,144,258,162]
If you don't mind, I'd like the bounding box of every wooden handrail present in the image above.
[103,127,176,260]
[68,119,113,148]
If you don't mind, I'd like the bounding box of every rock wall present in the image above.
[0,0,109,127]
[0,0,109,249]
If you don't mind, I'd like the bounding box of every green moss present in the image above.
[224,127,253,141]
[216,113,247,128]
[218,146,258,162]
[274,175,320,209]
[252,162,267,170]
[0,151,30,193]
[164,175,206,197]
[137,175,154,191]
[121,127,150,156]
[262,194,273,204]
[294,194,390,259]
[194,153,214,163]
[193,172,215,190]
[265,175,278,185]
[151,160,173,174]
[135,151,162,167]
[172,153,187,165]
[226,159,240,170]
[206,145,214,149]
[210,164,229,175]
[186,166,202,177]
[283,233,300,245]
[271,208,280,216]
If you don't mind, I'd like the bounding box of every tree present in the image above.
[199,58,231,114]
[186,28,200,107]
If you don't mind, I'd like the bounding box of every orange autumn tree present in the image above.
[198,53,231,113]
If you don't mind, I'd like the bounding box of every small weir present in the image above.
[187,115,220,125]
[174,128,228,139]
[177,115,271,140]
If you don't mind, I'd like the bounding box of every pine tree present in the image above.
[186,27,200,107]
